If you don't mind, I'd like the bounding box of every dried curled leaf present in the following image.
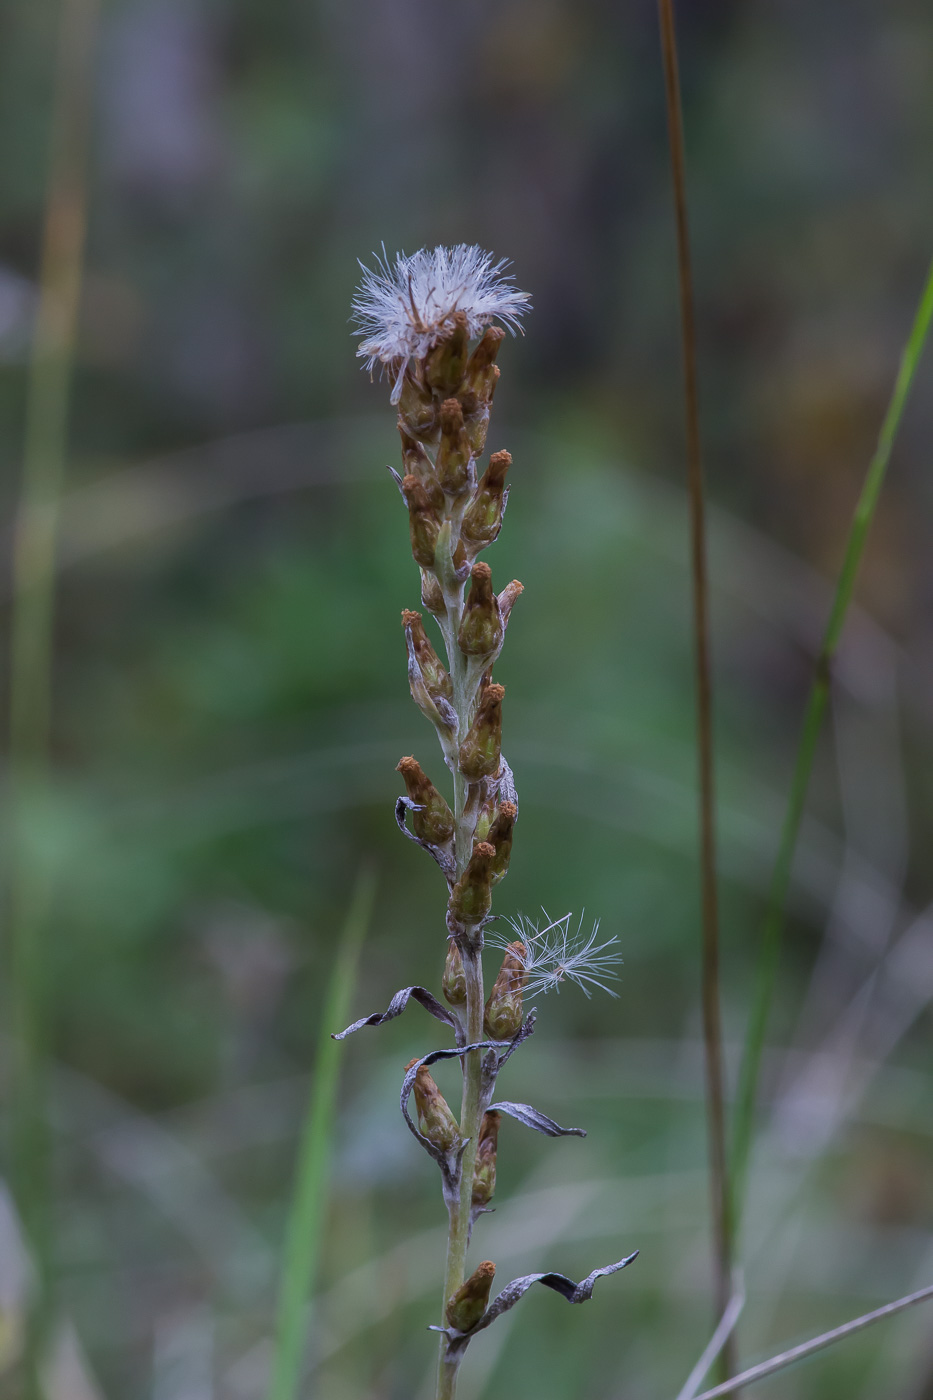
[434,1252,639,1358]
[333,986,457,1042]
[394,798,457,881]
[490,1101,586,1138]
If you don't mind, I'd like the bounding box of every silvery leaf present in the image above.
[491,1101,586,1138]
[333,986,456,1041]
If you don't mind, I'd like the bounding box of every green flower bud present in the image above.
[436,398,472,495]
[407,1058,461,1153]
[458,562,503,657]
[401,474,440,569]
[397,756,455,846]
[484,940,527,1040]
[461,450,510,549]
[472,1110,501,1208]
[458,683,504,782]
[442,939,467,1005]
[446,1260,496,1333]
[447,841,496,927]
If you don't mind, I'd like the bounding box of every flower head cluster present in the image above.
[490,911,622,999]
[352,244,530,397]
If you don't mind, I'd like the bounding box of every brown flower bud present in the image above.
[497,579,524,628]
[484,940,527,1040]
[397,371,437,439]
[399,426,444,513]
[461,451,510,549]
[458,683,504,782]
[458,562,503,657]
[442,939,467,1005]
[486,800,516,884]
[401,474,440,569]
[425,313,469,395]
[435,398,472,495]
[420,568,446,615]
[472,1110,500,1208]
[404,611,456,734]
[464,326,505,399]
[397,756,455,846]
[402,610,452,700]
[407,1058,460,1153]
[446,1260,495,1333]
[447,841,496,926]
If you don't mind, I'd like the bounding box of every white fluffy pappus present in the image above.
[490,910,622,999]
[352,244,530,401]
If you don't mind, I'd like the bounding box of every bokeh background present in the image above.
[2,0,933,1397]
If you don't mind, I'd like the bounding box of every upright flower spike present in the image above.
[348,248,632,1400]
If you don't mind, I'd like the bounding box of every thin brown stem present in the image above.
[656,0,734,1379]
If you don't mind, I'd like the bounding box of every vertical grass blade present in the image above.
[266,865,377,1400]
[8,0,99,1393]
[656,0,734,1371]
[731,256,933,1231]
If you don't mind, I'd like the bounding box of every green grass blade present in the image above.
[731,256,933,1231]
[266,864,377,1400]
[9,2,99,1394]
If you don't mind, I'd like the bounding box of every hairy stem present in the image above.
[437,944,485,1400]
[436,566,486,1400]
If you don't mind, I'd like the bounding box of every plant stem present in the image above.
[730,255,933,1235]
[436,566,486,1400]
[656,0,734,1374]
[9,0,98,1391]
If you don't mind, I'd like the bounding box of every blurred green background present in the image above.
[2,1,933,1397]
